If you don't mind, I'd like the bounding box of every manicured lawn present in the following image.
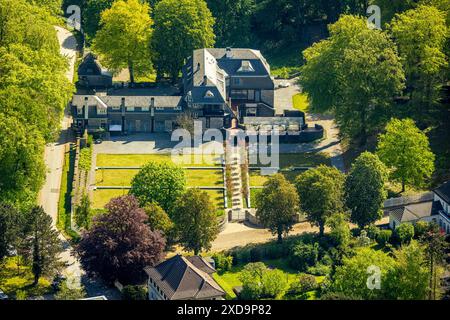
[93,189,129,209]
[186,170,224,187]
[0,257,52,299]
[96,153,223,167]
[94,154,226,211]
[248,153,331,188]
[250,152,330,168]
[293,93,309,113]
[93,188,225,216]
[95,168,224,187]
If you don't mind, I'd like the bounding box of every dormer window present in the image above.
[238,60,255,72]
[204,90,215,98]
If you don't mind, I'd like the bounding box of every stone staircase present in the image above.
[227,131,246,221]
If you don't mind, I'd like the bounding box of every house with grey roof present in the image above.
[77,53,112,88]
[388,180,450,234]
[144,255,225,300]
[71,47,277,134]
[182,48,276,126]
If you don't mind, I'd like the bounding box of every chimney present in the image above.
[151,97,155,108]
[226,47,232,59]
[203,75,208,85]
[121,97,125,107]
[197,62,201,71]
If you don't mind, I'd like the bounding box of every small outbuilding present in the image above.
[77,53,113,88]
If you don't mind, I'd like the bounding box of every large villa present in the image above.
[71,47,277,134]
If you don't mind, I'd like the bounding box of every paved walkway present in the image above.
[37,26,120,300]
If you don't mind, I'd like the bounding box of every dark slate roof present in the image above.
[144,255,225,300]
[182,48,274,103]
[72,95,183,108]
[434,180,450,204]
[78,53,111,77]
[389,200,442,223]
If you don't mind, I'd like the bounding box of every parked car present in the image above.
[0,289,8,300]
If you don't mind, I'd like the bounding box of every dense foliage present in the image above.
[255,174,300,242]
[76,196,166,284]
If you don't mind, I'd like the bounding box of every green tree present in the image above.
[420,226,447,299]
[54,281,86,300]
[152,0,215,82]
[130,161,186,214]
[288,242,319,272]
[255,174,300,243]
[394,223,415,245]
[377,118,435,192]
[345,152,388,228]
[143,203,174,236]
[239,262,288,299]
[24,206,63,286]
[326,213,351,248]
[172,189,219,255]
[300,15,405,144]
[389,5,448,124]
[295,165,345,236]
[93,0,153,84]
[121,285,147,300]
[0,115,46,209]
[206,0,255,47]
[75,194,92,229]
[332,247,396,299]
[83,0,115,41]
[385,241,430,300]
[0,203,23,260]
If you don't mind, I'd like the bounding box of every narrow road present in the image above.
[37,26,120,299]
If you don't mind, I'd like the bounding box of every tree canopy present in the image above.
[295,165,345,236]
[345,152,388,228]
[172,189,219,255]
[389,5,448,124]
[377,118,435,192]
[76,195,166,284]
[255,174,300,243]
[130,161,186,214]
[300,15,405,143]
[152,0,215,81]
[93,0,154,84]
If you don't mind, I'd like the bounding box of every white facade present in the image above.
[434,194,450,234]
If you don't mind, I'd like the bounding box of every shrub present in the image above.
[376,229,392,246]
[212,253,233,273]
[122,285,147,300]
[298,274,318,292]
[261,269,288,299]
[395,223,414,244]
[414,221,429,238]
[288,242,319,271]
[307,263,331,276]
[239,263,288,299]
[356,230,371,247]
[264,244,283,260]
[250,247,262,262]
[365,225,380,240]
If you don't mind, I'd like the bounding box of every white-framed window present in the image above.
[142,106,149,111]
[126,106,135,111]
[232,77,241,85]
